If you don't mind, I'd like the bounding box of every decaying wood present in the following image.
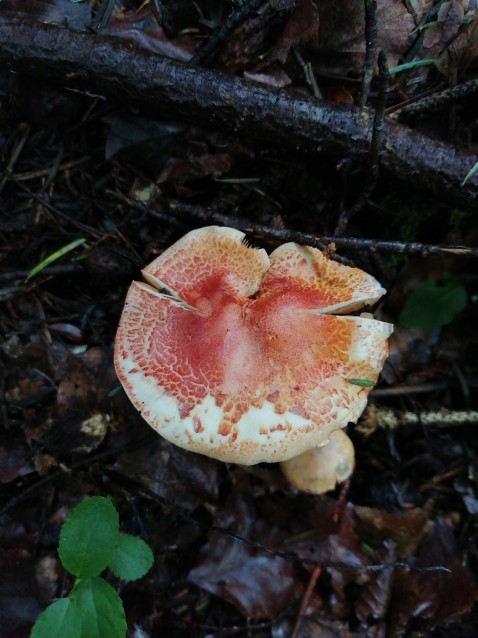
[1,15,477,210]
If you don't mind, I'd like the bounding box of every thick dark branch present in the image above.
[1,16,477,209]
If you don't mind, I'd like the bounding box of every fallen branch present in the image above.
[108,191,478,258]
[0,16,477,210]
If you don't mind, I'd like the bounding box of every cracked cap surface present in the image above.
[114,226,393,464]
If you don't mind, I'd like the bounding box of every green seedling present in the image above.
[399,272,467,329]
[31,496,154,638]
[214,177,261,184]
[388,59,435,74]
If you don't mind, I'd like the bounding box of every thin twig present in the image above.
[335,50,389,234]
[360,0,378,108]
[11,156,90,182]
[369,50,388,170]
[390,78,478,120]
[370,382,449,397]
[0,263,84,284]
[292,46,322,99]
[0,124,30,193]
[104,467,450,574]
[1,427,449,574]
[13,179,103,238]
[0,434,156,518]
[199,620,275,636]
[106,190,478,259]
[291,566,321,638]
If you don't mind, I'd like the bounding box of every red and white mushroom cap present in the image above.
[114,226,393,465]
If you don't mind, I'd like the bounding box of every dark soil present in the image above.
[1,1,478,637]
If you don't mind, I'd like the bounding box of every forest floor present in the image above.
[1,1,478,637]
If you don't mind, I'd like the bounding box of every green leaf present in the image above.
[108,532,154,581]
[399,273,467,329]
[214,177,261,184]
[462,158,478,186]
[59,497,119,578]
[388,59,435,74]
[70,577,126,638]
[347,378,376,388]
[31,597,81,638]
[26,238,86,282]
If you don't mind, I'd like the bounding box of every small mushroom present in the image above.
[280,429,355,494]
[115,226,392,480]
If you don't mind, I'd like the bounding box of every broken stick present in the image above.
[0,15,477,209]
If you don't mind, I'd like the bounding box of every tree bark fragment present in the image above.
[1,15,477,209]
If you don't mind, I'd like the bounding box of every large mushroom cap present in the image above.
[114,226,393,465]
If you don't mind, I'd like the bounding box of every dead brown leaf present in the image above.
[390,519,478,634]
[104,114,183,179]
[157,152,232,185]
[355,540,396,625]
[258,0,319,68]
[103,8,196,62]
[189,493,303,619]
[422,0,465,53]
[272,616,351,637]
[316,0,414,76]
[244,65,292,88]
[288,497,368,603]
[113,429,221,507]
[0,443,33,483]
[354,505,430,558]
[1,0,92,28]
[435,17,478,75]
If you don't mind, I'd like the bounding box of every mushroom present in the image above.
[114,226,392,488]
[280,429,355,494]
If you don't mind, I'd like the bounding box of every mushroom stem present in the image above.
[280,430,355,494]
